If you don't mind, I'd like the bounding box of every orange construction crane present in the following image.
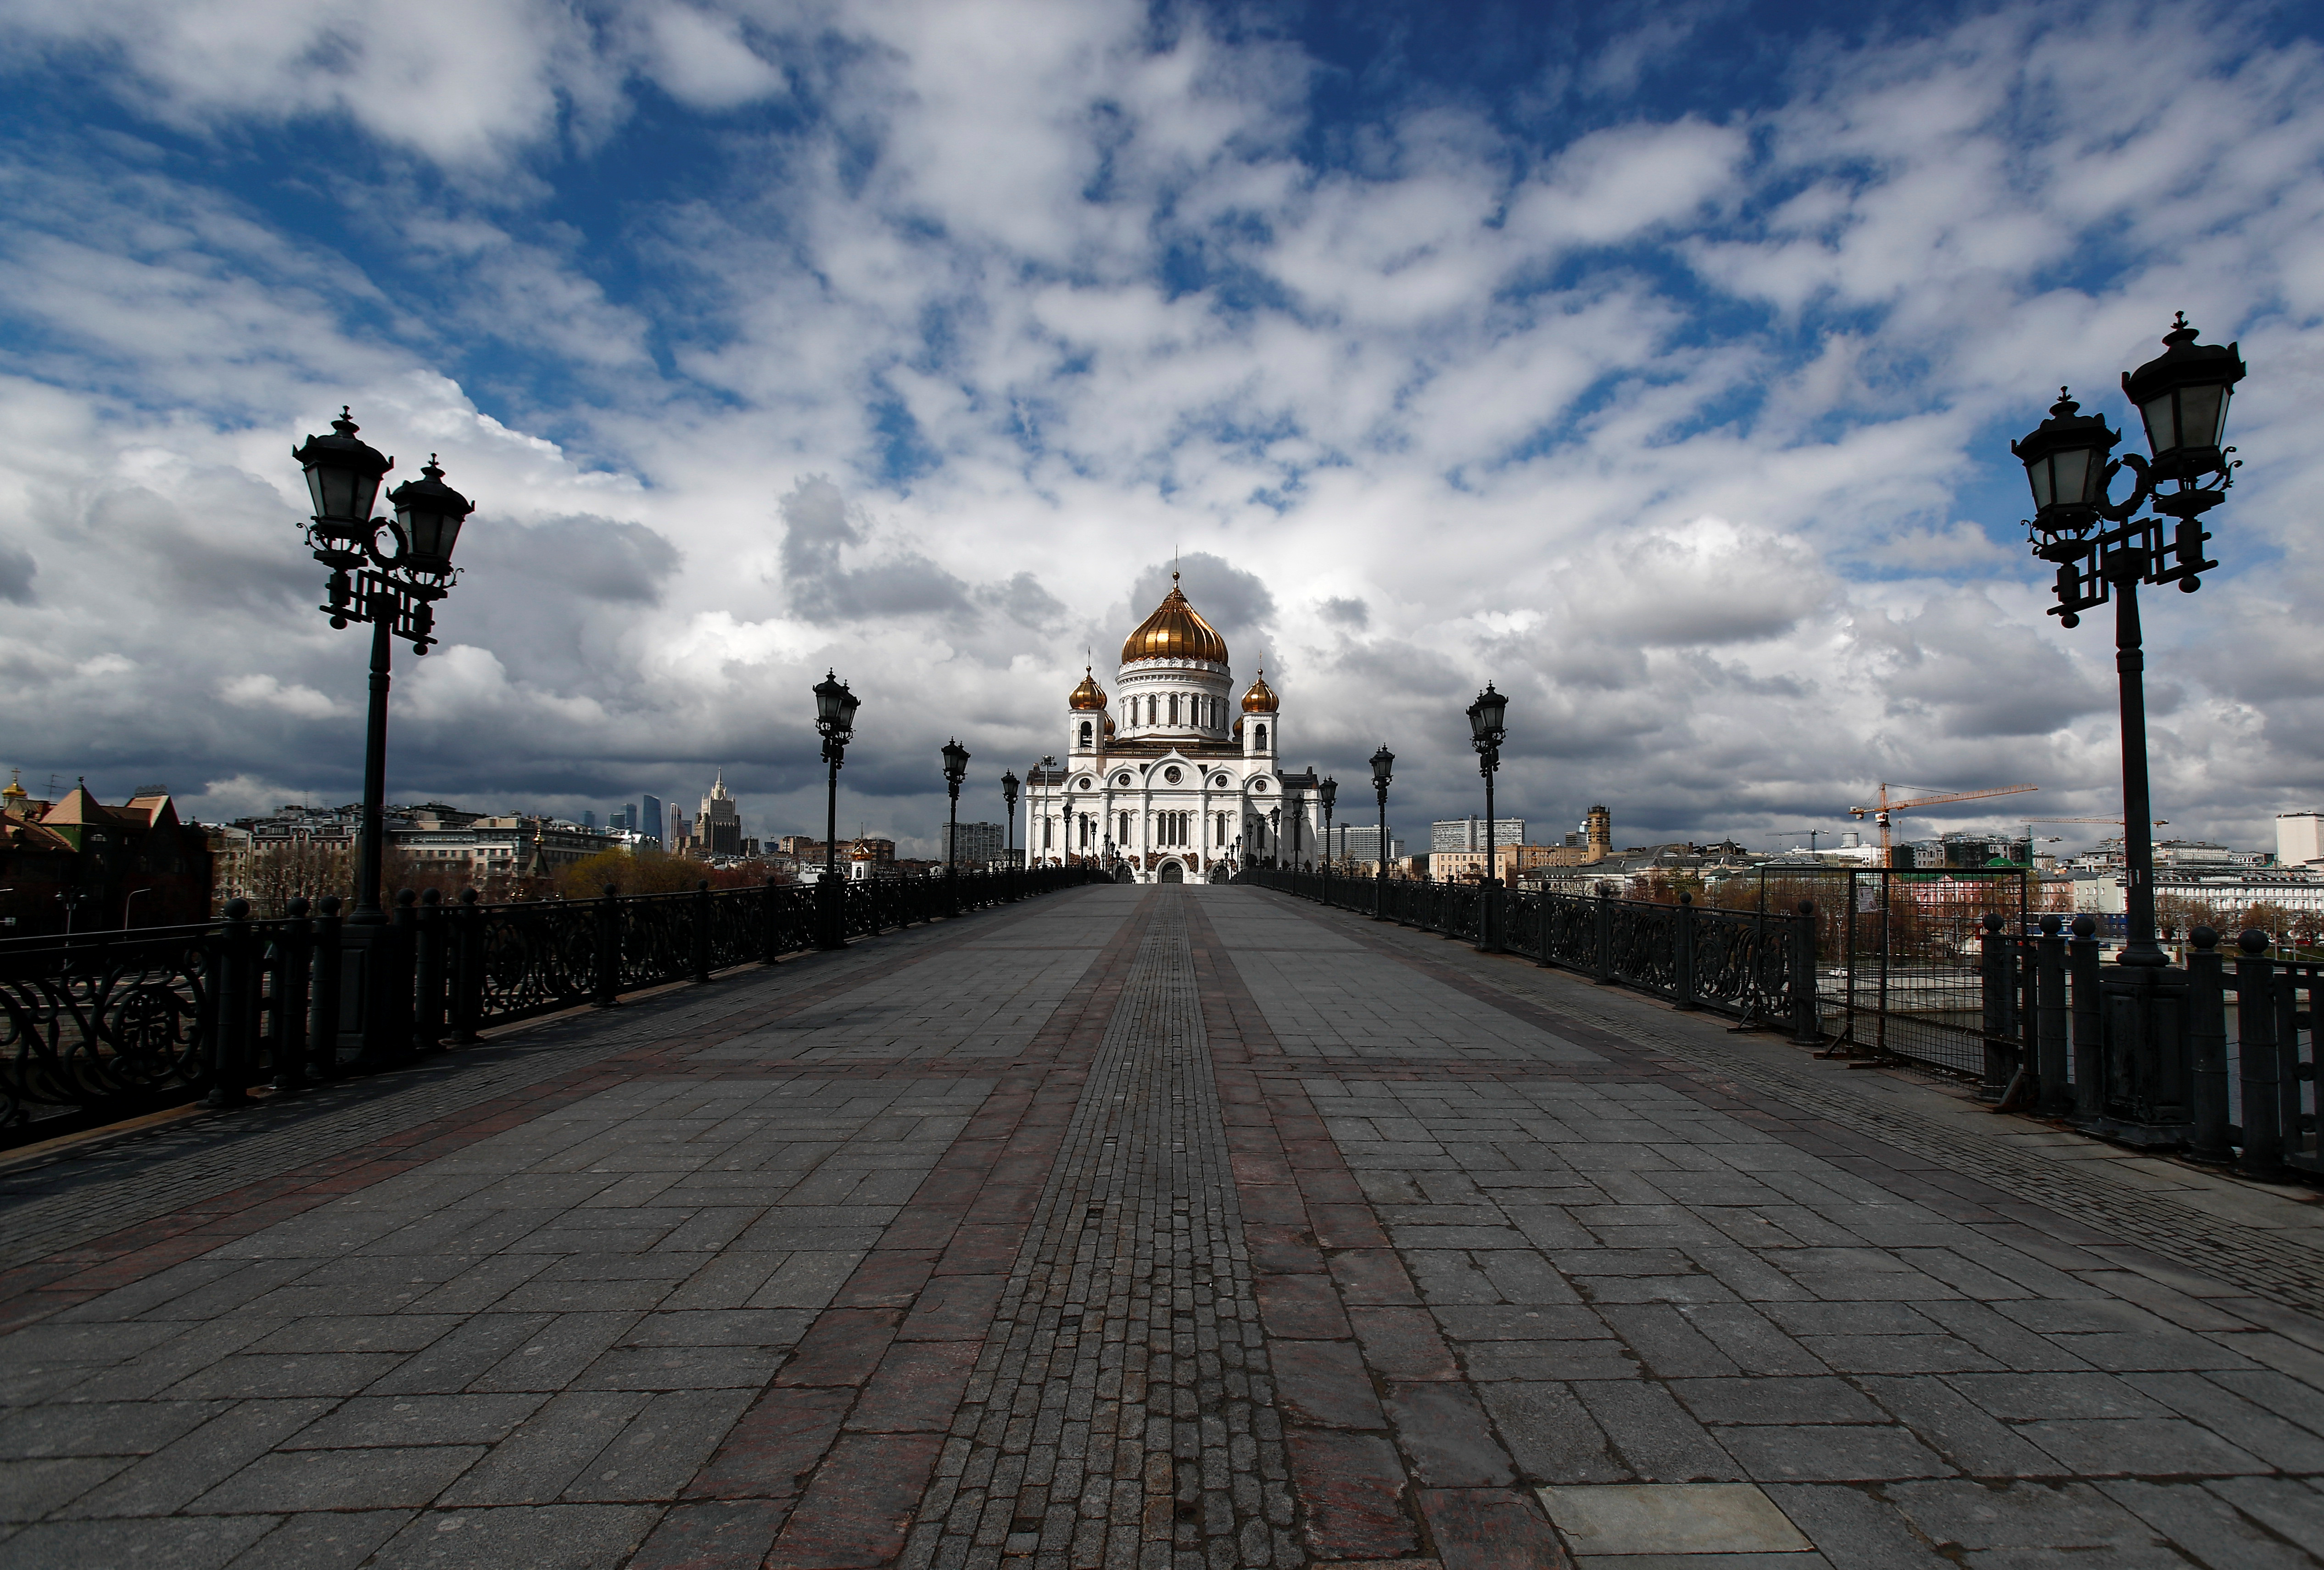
[1849,782,2039,868]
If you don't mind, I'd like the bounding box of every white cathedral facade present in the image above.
[1024,576,1321,883]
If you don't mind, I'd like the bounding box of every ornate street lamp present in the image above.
[2012,315,2244,971]
[1370,744,1395,919]
[1318,776,1338,880]
[1466,682,1507,951]
[293,409,474,1065]
[1285,782,1306,876]
[813,671,860,949]
[1001,770,1020,874]
[941,738,970,900]
[292,412,475,926]
[2009,314,2246,1134]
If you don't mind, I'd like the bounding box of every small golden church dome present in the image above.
[1120,575,1229,666]
[1067,667,1108,711]
[1240,669,1278,714]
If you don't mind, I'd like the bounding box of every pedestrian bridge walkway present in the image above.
[1,885,2319,1568]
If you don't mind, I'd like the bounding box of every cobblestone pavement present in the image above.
[0,884,2319,1568]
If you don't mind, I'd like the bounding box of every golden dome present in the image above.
[1103,715,1117,737]
[1120,575,1229,666]
[1240,668,1278,713]
[1067,667,1107,711]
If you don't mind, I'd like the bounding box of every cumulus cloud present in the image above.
[220,674,340,719]
[0,0,2317,857]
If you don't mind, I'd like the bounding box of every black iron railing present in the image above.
[1239,869,1820,1043]
[0,866,1102,1143]
[1982,920,2321,1179]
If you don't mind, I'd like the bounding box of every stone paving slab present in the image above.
[0,884,2318,1568]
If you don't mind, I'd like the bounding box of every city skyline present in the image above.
[1,3,2319,856]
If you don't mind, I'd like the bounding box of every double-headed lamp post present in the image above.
[1466,682,1508,952]
[1370,744,1395,920]
[292,409,476,927]
[1001,770,1020,875]
[813,671,860,949]
[2011,315,2245,972]
[293,408,475,1066]
[941,739,970,903]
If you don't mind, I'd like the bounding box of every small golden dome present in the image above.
[1120,575,1229,666]
[1240,668,1278,714]
[1103,715,1117,737]
[1068,667,1107,711]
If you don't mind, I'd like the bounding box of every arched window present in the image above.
[1255,723,1268,749]
[1079,721,1092,747]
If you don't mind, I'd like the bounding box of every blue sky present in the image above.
[1,0,2320,856]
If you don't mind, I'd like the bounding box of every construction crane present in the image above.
[1849,782,2039,869]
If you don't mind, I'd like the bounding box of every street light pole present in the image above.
[813,672,861,950]
[293,411,475,1065]
[1466,683,1508,953]
[2008,314,2246,1143]
[2011,318,2244,968]
[1370,745,1395,920]
[1318,775,1337,888]
[1001,770,1020,889]
[941,738,969,911]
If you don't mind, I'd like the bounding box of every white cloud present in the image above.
[0,0,2319,858]
[221,674,340,719]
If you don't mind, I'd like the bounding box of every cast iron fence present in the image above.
[1238,868,1821,1043]
[1981,918,2320,1179]
[0,866,1102,1144]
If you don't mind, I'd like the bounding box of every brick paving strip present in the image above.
[625,890,1166,1570]
[886,888,1294,1570]
[1186,893,1564,1570]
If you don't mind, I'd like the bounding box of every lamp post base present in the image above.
[816,877,848,950]
[338,920,416,1070]
[2066,966,2194,1148]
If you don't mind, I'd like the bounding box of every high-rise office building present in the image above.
[697,772,743,856]
[1330,824,1403,861]
[1431,816,1524,853]
[640,794,663,848]
[943,821,1005,866]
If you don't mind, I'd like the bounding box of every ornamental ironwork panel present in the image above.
[1503,891,1542,961]
[1541,896,1598,970]
[616,893,696,991]
[475,901,600,1024]
[1690,909,1796,1022]
[0,922,229,1129]
[1608,903,1678,995]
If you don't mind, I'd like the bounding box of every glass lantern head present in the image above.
[2009,388,2118,540]
[385,456,474,576]
[1466,683,1508,747]
[814,671,859,737]
[292,407,392,542]
[2122,313,2245,484]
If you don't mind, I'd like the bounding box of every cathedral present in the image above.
[1024,576,1321,883]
